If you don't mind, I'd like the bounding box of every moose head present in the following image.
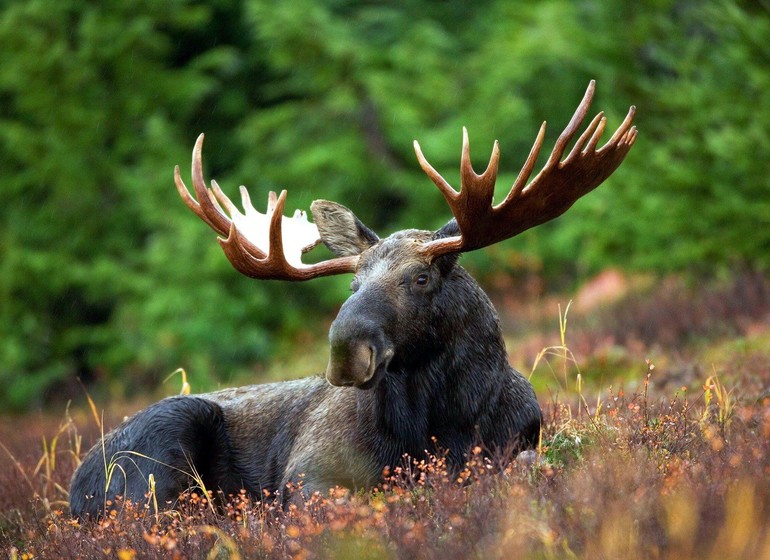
[175,80,636,389]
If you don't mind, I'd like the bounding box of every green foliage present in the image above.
[562,0,770,275]
[1,0,768,409]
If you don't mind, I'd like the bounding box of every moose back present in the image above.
[70,81,636,519]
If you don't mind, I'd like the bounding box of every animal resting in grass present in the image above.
[70,81,636,518]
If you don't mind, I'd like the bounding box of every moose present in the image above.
[70,81,636,519]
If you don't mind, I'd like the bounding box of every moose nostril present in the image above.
[326,341,378,387]
[355,344,376,382]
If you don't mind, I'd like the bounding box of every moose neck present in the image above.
[359,266,510,458]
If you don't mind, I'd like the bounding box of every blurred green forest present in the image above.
[1,0,768,411]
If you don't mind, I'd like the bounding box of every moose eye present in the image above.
[414,273,429,287]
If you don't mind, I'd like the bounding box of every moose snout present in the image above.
[325,341,378,387]
[326,289,396,388]
[325,323,394,388]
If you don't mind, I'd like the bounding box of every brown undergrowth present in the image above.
[506,270,770,394]
[2,354,769,559]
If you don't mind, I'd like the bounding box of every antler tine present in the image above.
[564,111,606,164]
[625,126,638,145]
[267,190,289,264]
[205,184,227,217]
[267,191,278,213]
[506,121,547,202]
[460,127,500,210]
[215,190,290,278]
[174,141,230,236]
[176,135,358,281]
[174,165,212,227]
[417,81,637,260]
[209,179,269,261]
[210,179,241,218]
[545,80,596,169]
[600,104,637,152]
[413,140,459,204]
[583,114,608,154]
[190,134,232,236]
[239,185,259,218]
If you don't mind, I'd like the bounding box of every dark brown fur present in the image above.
[70,206,541,519]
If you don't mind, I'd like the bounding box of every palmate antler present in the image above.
[174,134,358,280]
[414,80,637,258]
[175,81,636,280]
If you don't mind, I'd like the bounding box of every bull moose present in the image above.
[70,81,636,519]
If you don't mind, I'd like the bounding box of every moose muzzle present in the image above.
[325,309,394,388]
[326,341,373,387]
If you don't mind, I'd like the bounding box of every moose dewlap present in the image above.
[70,81,636,519]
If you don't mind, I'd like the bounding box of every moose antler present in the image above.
[414,80,637,258]
[174,134,358,280]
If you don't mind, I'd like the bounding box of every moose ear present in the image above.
[434,218,460,240]
[432,219,461,274]
[310,200,379,257]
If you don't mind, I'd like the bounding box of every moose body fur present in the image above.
[70,237,541,518]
